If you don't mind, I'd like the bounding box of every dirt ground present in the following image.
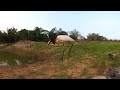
[0,58,109,79]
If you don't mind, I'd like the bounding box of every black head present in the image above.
[48,34,57,45]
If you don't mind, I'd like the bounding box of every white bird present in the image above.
[48,35,75,60]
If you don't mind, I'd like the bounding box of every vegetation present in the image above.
[0,26,120,79]
[0,27,70,43]
[0,41,119,79]
[0,26,112,44]
[87,33,108,41]
[69,29,81,40]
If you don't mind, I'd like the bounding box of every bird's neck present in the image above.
[52,37,57,44]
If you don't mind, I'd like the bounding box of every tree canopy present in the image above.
[0,26,109,43]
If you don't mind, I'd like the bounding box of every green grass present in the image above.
[34,41,120,69]
[71,41,120,60]
[47,41,120,77]
[1,41,120,78]
[4,41,120,63]
[0,50,38,66]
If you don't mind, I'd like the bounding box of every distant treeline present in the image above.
[0,26,110,43]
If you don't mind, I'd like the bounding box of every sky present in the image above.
[0,11,120,40]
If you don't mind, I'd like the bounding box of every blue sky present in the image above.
[0,11,120,40]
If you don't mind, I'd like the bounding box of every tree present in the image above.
[34,27,49,42]
[0,31,3,42]
[7,27,18,43]
[69,29,81,41]
[78,35,86,41]
[28,30,36,41]
[56,28,68,35]
[87,33,107,41]
[1,32,9,43]
[18,29,29,41]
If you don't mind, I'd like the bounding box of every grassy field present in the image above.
[0,40,120,79]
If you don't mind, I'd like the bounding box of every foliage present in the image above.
[56,28,68,35]
[69,29,82,41]
[87,33,108,41]
[0,26,50,43]
[0,26,109,43]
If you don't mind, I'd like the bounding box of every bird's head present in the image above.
[47,34,57,45]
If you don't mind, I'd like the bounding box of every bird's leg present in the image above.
[61,43,65,60]
[47,40,51,45]
[68,43,73,57]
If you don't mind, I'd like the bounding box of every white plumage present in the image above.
[57,35,75,42]
[48,35,75,60]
